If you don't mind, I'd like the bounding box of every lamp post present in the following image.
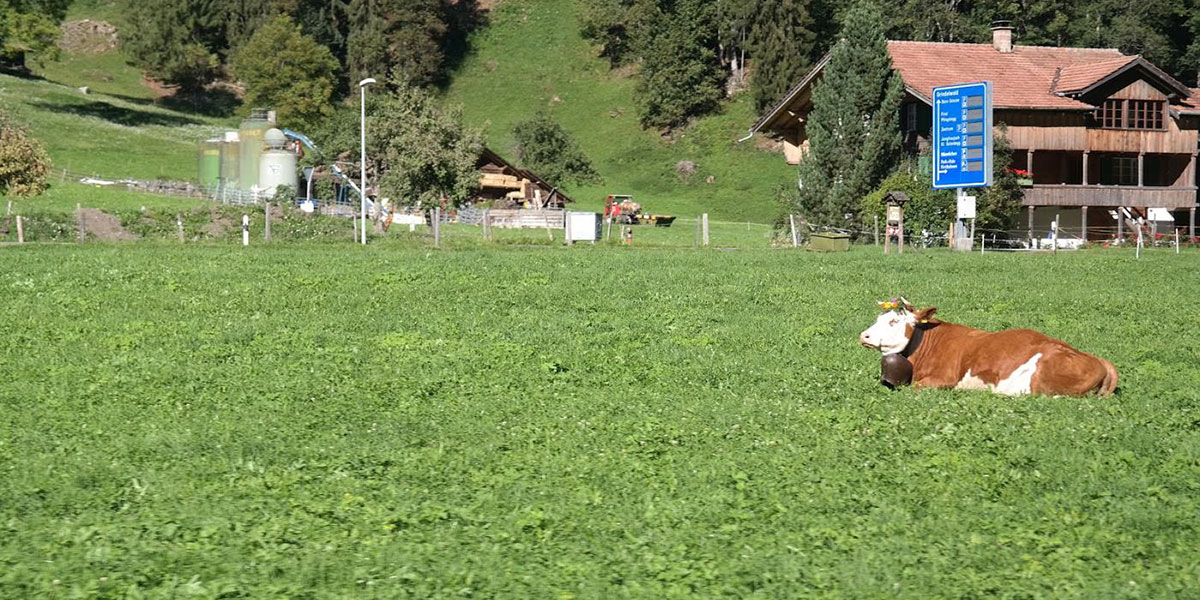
[359,77,377,245]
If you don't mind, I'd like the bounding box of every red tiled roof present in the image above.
[1053,55,1139,93]
[886,41,1125,110]
[750,40,1199,136]
[1184,89,1200,112]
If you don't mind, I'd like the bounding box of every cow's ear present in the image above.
[913,307,938,324]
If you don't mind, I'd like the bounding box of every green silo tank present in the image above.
[220,131,240,188]
[198,139,221,187]
[238,109,272,191]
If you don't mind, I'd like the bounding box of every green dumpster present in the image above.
[809,232,851,252]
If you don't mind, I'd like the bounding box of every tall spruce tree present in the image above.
[793,0,903,229]
[121,0,224,91]
[345,0,447,87]
[750,0,815,112]
[715,0,755,92]
[633,0,723,129]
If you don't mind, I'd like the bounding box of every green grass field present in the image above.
[2,244,1197,597]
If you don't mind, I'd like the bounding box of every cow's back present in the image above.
[911,324,1115,396]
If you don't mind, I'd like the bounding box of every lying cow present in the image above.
[859,298,1118,396]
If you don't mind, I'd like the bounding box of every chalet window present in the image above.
[1107,156,1137,186]
[1099,100,1123,128]
[1095,99,1165,130]
[905,104,917,132]
[1128,100,1164,129]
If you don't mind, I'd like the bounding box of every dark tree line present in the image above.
[119,0,485,95]
[577,0,1200,129]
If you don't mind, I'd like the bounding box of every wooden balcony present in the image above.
[1021,184,1198,208]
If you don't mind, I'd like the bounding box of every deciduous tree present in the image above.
[0,0,71,70]
[371,78,484,207]
[512,111,598,187]
[232,14,338,127]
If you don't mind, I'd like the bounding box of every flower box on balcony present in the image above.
[1016,177,1033,187]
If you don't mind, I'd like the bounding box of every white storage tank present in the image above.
[258,128,298,198]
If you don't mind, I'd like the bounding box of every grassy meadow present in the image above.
[1,244,1197,598]
[443,0,790,222]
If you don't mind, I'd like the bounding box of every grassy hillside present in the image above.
[0,0,229,183]
[8,0,792,223]
[444,0,791,223]
[0,72,228,181]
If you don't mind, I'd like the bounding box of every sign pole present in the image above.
[934,81,991,253]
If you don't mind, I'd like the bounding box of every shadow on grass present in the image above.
[101,91,241,119]
[29,99,202,127]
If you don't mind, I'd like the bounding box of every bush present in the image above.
[512,112,599,187]
[861,161,953,240]
[0,109,51,197]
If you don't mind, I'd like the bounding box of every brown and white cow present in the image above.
[859,299,1118,396]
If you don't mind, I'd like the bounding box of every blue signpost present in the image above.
[933,81,992,250]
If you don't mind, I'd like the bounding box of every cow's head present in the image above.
[859,298,937,354]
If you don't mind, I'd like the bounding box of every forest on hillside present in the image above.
[578,0,1200,128]
[5,0,1190,131]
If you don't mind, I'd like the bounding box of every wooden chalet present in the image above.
[749,23,1200,239]
[475,148,572,209]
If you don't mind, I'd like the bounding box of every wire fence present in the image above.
[787,214,1198,252]
[38,168,1199,250]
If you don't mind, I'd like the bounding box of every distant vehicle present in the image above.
[603,194,675,227]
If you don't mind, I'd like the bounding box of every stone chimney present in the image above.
[991,20,1014,53]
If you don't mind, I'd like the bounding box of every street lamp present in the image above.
[359,77,377,245]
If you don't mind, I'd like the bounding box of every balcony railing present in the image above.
[1022,184,1198,208]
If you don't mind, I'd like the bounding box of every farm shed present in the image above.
[749,22,1200,241]
[475,148,573,209]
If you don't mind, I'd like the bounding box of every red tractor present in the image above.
[603,194,676,227]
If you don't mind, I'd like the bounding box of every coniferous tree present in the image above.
[633,0,723,129]
[750,0,815,112]
[794,0,903,229]
[346,0,447,88]
[576,0,638,65]
[121,0,224,91]
[715,0,755,93]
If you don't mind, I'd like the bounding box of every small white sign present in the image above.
[957,195,977,220]
[886,205,902,223]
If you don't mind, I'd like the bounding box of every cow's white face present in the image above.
[859,309,915,354]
